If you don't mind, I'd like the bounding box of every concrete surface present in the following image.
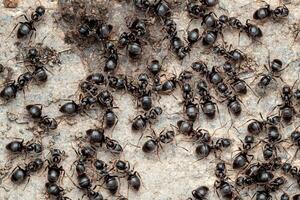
[0,0,299,199]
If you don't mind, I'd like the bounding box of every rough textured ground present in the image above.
[0,0,299,199]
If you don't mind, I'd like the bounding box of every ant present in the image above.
[0,72,30,101]
[108,75,127,91]
[94,159,119,194]
[221,62,253,95]
[265,176,286,192]
[142,129,175,154]
[261,125,286,160]
[127,18,148,37]
[147,59,163,89]
[253,4,289,21]
[152,0,171,19]
[281,159,300,178]
[45,182,71,200]
[10,6,46,39]
[154,75,177,94]
[112,159,142,191]
[11,158,44,184]
[96,23,113,41]
[85,73,106,86]
[212,45,246,64]
[103,42,119,72]
[133,0,151,11]
[195,136,231,160]
[200,0,218,7]
[254,190,272,200]
[163,18,178,38]
[195,79,218,119]
[105,136,123,155]
[95,90,118,128]
[255,58,286,100]
[131,106,163,131]
[219,90,243,116]
[187,185,209,200]
[169,35,191,60]
[73,158,104,198]
[187,28,201,46]
[186,0,206,20]
[214,162,240,199]
[59,100,82,115]
[242,20,263,40]
[202,30,218,46]
[177,76,199,121]
[26,104,58,131]
[177,119,194,135]
[46,149,65,183]
[6,139,42,155]
[290,126,300,160]
[134,73,153,111]
[246,113,281,135]
[272,85,297,123]
[86,128,106,146]
[232,135,256,169]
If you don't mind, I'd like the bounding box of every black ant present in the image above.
[281,159,300,178]
[196,79,219,119]
[127,18,148,38]
[133,0,151,11]
[10,6,46,39]
[94,159,119,194]
[108,75,127,91]
[6,139,43,155]
[195,136,231,160]
[0,72,31,101]
[103,42,119,72]
[242,19,263,40]
[163,18,178,38]
[187,185,209,200]
[26,104,58,131]
[214,162,240,199]
[253,4,289,21]
[200,0,218,7]
[45,149,66,197]
[212,44,246,64]
[131,106,163,131]
[177,74,199,121]
[45,182,71,200]
[105,136,124,155]
[261,125,286,160]
[255,58,286,100]
[154,75,177,94]
[11,158,44,184]
[170,35,191,60]
[289,126,300,161]
[112,160,142,191]
[59,100,82,115]
[272,85,297,123]
[222,62,255,96]
[85,73,106,86]
[152,0,171,19]
[232,135,255,169]
[186,0,206,20]
[142,129,175,154]
[246,113,281,135]
[72,158,104,198]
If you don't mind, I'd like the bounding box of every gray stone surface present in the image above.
[0,0,299,199]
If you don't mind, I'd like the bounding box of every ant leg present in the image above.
[6,22,21,40]
[22,175,31,191]
[291,148,299,162]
